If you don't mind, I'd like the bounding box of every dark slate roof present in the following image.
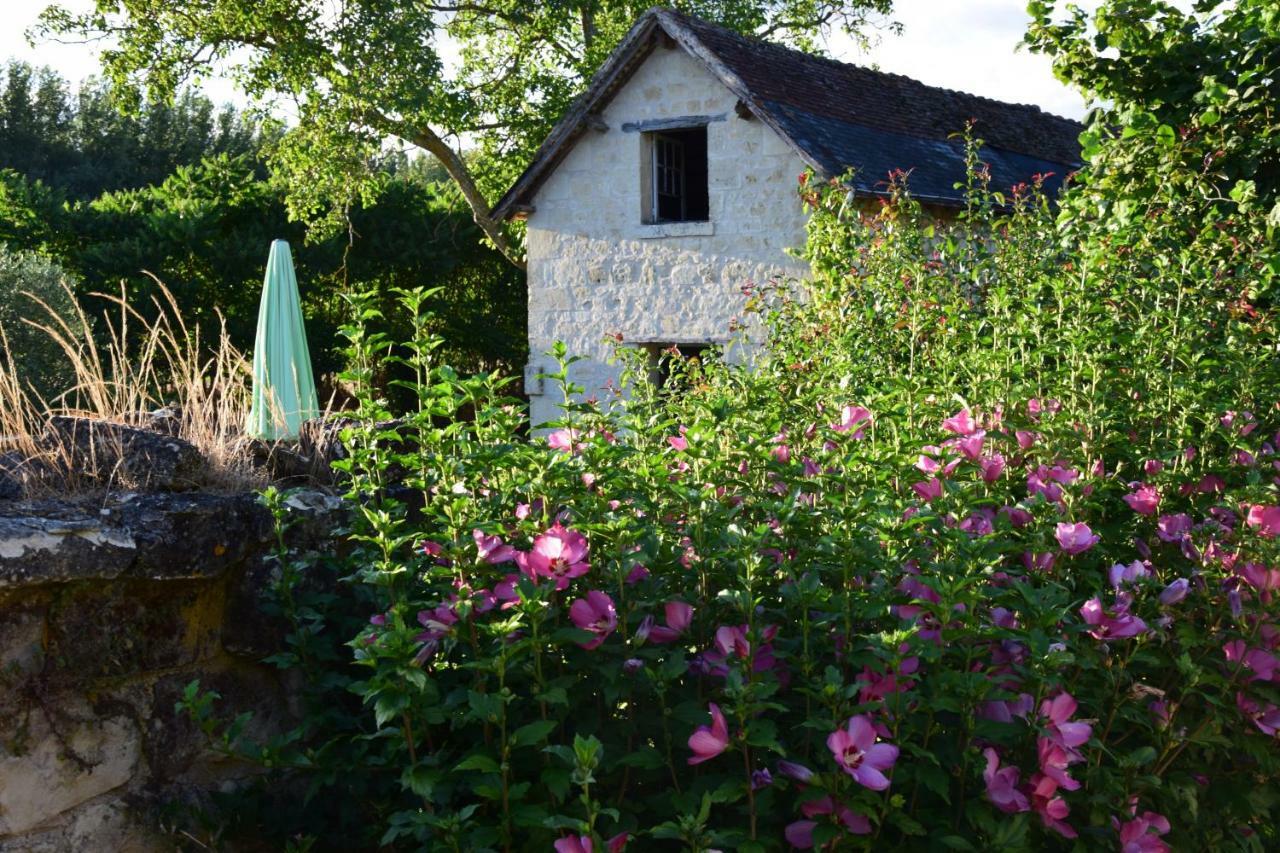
[493,8,1082,219]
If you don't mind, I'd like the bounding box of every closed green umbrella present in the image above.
[245,239,318,440]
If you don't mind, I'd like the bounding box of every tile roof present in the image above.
[493,8,1083,219]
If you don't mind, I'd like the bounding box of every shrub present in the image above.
[196,151,1280,851]
[0,244,77,398]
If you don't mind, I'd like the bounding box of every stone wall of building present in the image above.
[0,490,341,851]
[523,46,811,427]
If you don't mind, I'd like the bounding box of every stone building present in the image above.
[493,8,1083,427]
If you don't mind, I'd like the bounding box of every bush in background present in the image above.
[0,244,77,399]
[0,64,527,389]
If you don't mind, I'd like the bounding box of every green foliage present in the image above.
[163,5,1280,849]
[1025,0,1280,298]
[0,244,77,397]
[0,60,525,384]
[181,145,1280,849]
[71,153,524,379]
[38,0,896,263]
[0,168,65,253]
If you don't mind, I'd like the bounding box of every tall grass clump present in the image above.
[0,274,267,494]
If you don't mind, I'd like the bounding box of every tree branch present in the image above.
[400,123,525,270]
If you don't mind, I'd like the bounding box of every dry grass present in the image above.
[0,275,277,496]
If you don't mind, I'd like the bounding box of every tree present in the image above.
[1024,0,1280,296]
[37,0,894,268]
[0,62,276,200]
[0,168,67,253]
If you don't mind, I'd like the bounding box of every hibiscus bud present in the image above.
[777,760,814,782]
[622,658,644,675]
[1159,578,1189,605]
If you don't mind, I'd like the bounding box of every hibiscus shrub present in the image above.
[217,138,1280,853]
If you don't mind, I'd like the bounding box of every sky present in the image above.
[1,0,1105,120]
[837,0,1092,119]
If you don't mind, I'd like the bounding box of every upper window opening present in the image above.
[643,126,708,223]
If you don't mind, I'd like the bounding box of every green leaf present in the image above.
[1122,746,1158,768]
[914,763,952,804]
[454,753,500,774]
[373,691,408,728]
[511,719,557,747]
[400,765,439,798]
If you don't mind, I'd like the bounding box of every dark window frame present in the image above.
[642,125,709,224]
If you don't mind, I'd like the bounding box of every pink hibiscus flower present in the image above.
[942,408,978,435]
[1080,597,1148,640]
[1115,811,1171,853]
[784,796,871,848]
[1123,484,1160,516]
[832,405,872,436]
[980,453,1006,483]
[648,601,694,644]
[1156,513,1192,543]
[983,748,1030,813]
[547,428,579,453]
[912,478,944,502]
[522,523,590,589]
[472,528,516,564]
[1041,693,1092,751]
[1056,522,1100,555]
[1030,775,1076,838]
[826,715,898,790]
[568,590,616,650]
[687,702,729,764]
[1246,504,1280,538]
[955,430,986,460]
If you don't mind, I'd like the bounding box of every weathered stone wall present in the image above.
[524,46,811,427]
[0,490,340,851]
